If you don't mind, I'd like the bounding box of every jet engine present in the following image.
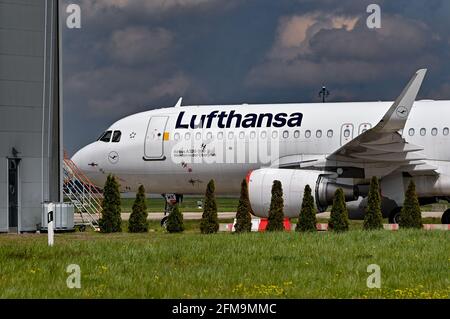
[247,168,358,218]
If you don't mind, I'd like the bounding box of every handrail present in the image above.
[62,152,102,230]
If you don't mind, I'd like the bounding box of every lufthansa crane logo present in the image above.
[396,106,408,118]
[108,151,119,164]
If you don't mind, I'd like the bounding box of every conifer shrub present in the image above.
[363,177,383,230]
[166,204,185,233]
[328,188,349,232]
[200,179,219,234]
[296,184,317,232]
[266,180,285,231]
[399,180,423,229]
[235,179,253,233]
[128,185,149,233]
[99,174,122,233]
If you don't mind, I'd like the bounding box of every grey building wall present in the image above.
[0,0,61,232]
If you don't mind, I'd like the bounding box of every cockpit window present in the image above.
[98,130,112,142]
[112,131,122,143]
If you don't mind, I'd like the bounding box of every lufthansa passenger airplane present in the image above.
[72,69,450,224]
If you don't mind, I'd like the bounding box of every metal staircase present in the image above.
[63,153,102,231]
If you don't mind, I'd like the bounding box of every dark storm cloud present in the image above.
[245,14,445,93]
[309,17,432,61]
[63,0,450,155]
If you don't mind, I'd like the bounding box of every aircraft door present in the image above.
[144,116,168,160]
[340,124,354,146]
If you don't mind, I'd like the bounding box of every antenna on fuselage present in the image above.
[318,86,330,103]
[174,97,183,108]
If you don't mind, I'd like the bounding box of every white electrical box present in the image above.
[41,203,74,230]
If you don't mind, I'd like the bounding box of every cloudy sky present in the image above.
[63,0,450,155]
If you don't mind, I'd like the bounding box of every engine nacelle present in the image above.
[248,168,358,218]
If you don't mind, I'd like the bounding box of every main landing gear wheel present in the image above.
[389,207,402,224]
[441,209,450,224]
[160,193,183,228]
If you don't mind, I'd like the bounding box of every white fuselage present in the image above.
[72,100,450,197]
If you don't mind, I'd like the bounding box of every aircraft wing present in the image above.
[325,69,437,177]
[278,69,437,178]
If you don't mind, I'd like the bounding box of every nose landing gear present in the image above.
[160,216,169,228]
[161,193,183,228]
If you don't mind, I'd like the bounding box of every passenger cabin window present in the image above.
[250,131,256,139]
[99,130,112,142]
[316,130,322,138]
[185,132,191,140]
[408,128,415,136]
[195,132,202,140]
[272,131,278,139]
[294,130,300,138]
[420,128,426,136]
[218,132,224,140]
[282,131,289,139]
[206,132,212,140]
[112,131,121,143]
[305,130,311,138]
[431,128,438,136]
[174,133,180,140]
[327,130,333,138]
[260,131,267,139]
[444,127,449,136]
[239,131,245,139]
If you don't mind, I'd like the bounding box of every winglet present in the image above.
[174,97,183,108]
[376,69,427,132]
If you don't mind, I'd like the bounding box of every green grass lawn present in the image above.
[0,220,448,299]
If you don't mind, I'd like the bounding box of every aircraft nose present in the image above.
[71,144,97,173]
[69,143,104,189]
[71,147,87,170]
